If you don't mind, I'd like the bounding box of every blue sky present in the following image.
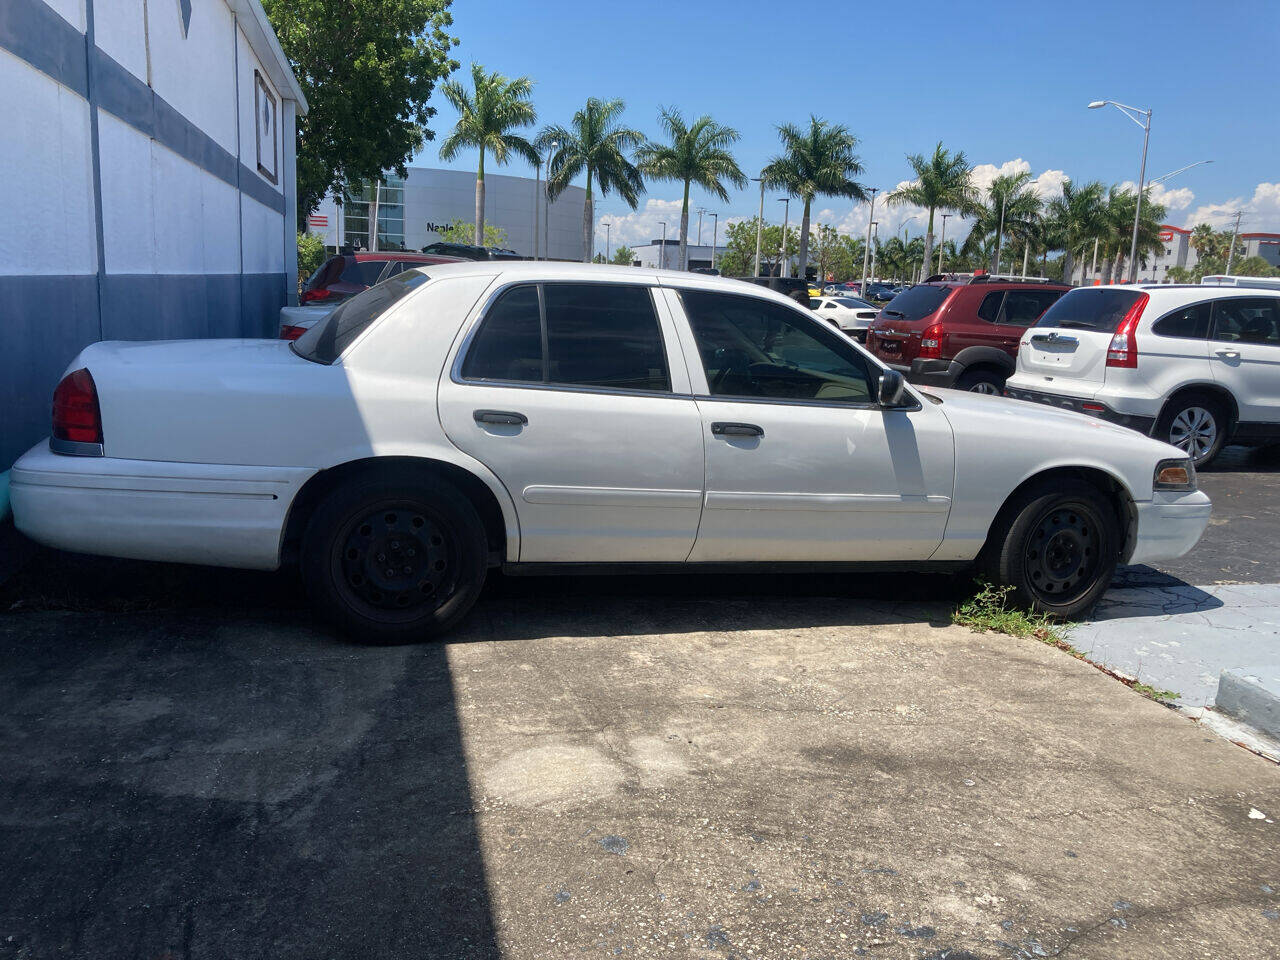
[414,0,1280,254]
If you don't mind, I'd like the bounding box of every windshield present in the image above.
[877,285,950,322]
[834,297,874,309]
[1034,288,1145,332]
[292,270,431,364]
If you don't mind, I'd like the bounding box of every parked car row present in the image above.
[865,273,1280,467]
[12,262,1210,645]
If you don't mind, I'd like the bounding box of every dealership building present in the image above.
[0,0,305,469]
[307,166,587,261]
[1143,225,1280,282]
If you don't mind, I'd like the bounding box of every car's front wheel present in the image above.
[979,479,1120,618]
[301,473,488,644]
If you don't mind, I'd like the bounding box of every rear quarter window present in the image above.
[293,270,431,363]
[1033,288,1145,332]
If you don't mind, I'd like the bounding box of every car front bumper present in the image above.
[9,441,314,570]
[1003,385,1157,435]
[1128,490,1212,565]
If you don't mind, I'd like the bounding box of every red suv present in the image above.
[299,252,464,305]
[865,276,1070,394]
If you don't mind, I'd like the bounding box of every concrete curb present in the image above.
[1215,670,1280,741]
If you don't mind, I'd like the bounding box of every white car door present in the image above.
[438,280,705,563]
[1208,296,1280,428]
[662,286,955,562]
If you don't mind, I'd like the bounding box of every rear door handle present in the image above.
[711,421,764,438]
[474,409,528,425]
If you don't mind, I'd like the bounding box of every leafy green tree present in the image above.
[807,224,863,282]
[636,108,746,270]
[716,218,798,277]
[1228,256,1279,277]
[438,64,539,244]
[296,231,326,285]
[1183,226,1273,279]
[885,142,977,277]
[611,244,635,266]
[1046,179,1106,285]
[1097,187,1165,282]
[761,116,867,277]
[264,0,459,219]
[540,99,645,262]
[437,217,508,247]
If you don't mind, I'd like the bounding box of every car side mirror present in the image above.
[878,369,909,407]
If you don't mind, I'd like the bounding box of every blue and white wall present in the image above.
[0,0,305,467]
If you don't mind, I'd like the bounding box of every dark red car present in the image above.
[865,276,1070,394]
[299,252,465,305]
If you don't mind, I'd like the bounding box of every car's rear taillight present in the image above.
[299,288,333,304]
[1105,293,1149,368]
[280,324,308,341]
[918,323,945,360]
[52,368,102,445]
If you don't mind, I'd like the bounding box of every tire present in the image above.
[978,479,1120,618]
[300,472,488,644]
[1155,393,1227,468]
[956,367,1006,396]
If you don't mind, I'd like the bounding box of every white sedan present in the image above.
[809,295,880,340]
[11,263,1211,643]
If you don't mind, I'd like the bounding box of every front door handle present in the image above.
[1215,349,1241,359]
[474,409,528,425]
[711,421,764,438]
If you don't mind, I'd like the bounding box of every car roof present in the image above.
[351,252,465,263]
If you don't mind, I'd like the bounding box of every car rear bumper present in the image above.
[1003,385,1156,434]
[9,441,313,570]
[1128,490,1212,565]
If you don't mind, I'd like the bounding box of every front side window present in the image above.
[1211,297,1280,346]
[680,289,874,404]
[461,283,670,392]
[1152,302,1212,340]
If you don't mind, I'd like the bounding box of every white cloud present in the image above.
[1118,179,1195,213]
[1181,182,1280,231]
[595,197,688,250]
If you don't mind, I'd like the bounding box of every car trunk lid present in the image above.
[1016,287,1148,387]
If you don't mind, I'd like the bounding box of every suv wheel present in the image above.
[301,473,488,644]
[957,368,1005,395]
[1157,394,1227,468]
[979,479,1120,618]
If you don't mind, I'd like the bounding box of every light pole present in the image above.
[603,221,611,263]
[938,213,951,274]
[860,186,878,295]
[657,221,667,270]
[1226,210,1244,274]
[752,177,765,277]
[778,197,791,277]
[542,139,559,260]
[995,191,1007,274]
[1147,159,1213,187]
[1089,99,1151,283]
[696,207,705,246]
[869,221,879,283]
[533,159,540,259]
[710,212,719,273]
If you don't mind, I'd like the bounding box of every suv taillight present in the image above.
[1105,293,1149,368]
[299,288,333,304]
[918,323,945,360]
[52,368,102,444]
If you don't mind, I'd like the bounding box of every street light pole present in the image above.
[1089,100,1151,283]
[710,213,719,273]
[752,178,765,277]
[860,186,878,295]
[1226,210,1244,274]
[696,208,705,247]
[542,140,559,261]
[657,221,667,270]
[778,198,791,278]
[938,213,951,274]
[603,221,611,263]
[995,192,1007,274]
[869,222,879,283]
[533,159,540,260]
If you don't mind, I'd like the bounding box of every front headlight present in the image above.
[1154,457,1197,491]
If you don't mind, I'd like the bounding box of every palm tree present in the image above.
[962,172,1041,273]
[635,108,746,270]
[540,98,645,262]
[885,142,977,277]
[1046,180,1106,285]
[438,64,539,247]
[761,116,868,278]
[1097,187,1166,282]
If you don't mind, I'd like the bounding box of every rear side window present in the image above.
[976,292,1004,322]
[339,259,388,286]
[1002,289,1062,325]
[461,283,670,393]
[879,285,950,322]
[1211,297,1280,346]
[1152,302,1212,340]
[292,270,431,363]
[1034,288,1145,332]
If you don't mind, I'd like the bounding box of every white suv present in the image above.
[1005,276,1280,467]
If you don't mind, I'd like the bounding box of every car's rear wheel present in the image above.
[301,474,487,644]
[1157,394,1226,468]
[956,367,1005,395]
[979,479,1120,618]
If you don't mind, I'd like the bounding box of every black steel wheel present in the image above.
[979,478,1120,618]
[302,472,487,643]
